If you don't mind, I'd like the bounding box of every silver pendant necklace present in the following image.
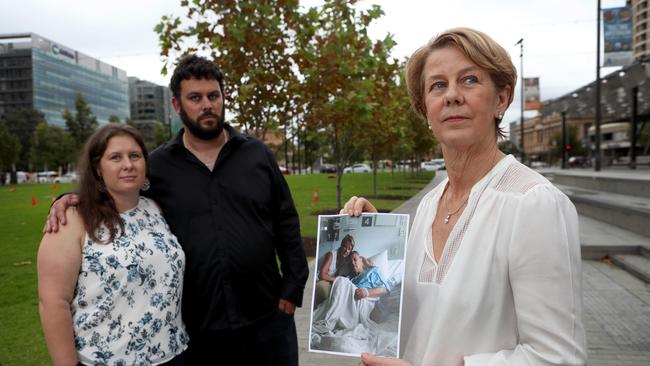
[443,189,468,224]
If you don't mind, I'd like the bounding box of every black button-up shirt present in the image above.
[146,124,308,333]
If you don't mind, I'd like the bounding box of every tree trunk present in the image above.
[372,155,378,197]
[296,127,301,175]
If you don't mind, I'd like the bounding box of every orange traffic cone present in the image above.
[31,196,37,206]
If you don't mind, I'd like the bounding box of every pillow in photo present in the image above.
[368,250,389,280]
[385,259,404,287]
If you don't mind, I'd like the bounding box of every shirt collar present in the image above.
[166,123,246,151]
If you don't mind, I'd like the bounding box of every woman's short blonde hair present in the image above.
[405,27,517,138]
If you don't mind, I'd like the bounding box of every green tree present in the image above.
[405,108,437,167]
[0,108,45,170]
[63,93,98,150]
[155,0,299,140]
[639,122,650,155]
[0,123,21,181]
[108,115,121,123]
[294,0,389,208]
[29,122,75,172]
[498,140,519,156]
[550,125,586,163]
[358,43,404,196]
[153,121,172,148]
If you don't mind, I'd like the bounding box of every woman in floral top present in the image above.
[38,124,188,365]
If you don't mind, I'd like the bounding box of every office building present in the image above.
[128,76,182,148]
[633,0,649,61]
[129,77,170,124]
[0,33,129,127]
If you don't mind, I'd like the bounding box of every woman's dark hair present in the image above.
[169,54,225,99]
[77,123,148,243]
[340,234,355,248]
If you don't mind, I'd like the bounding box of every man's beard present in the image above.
[179,104,225,140]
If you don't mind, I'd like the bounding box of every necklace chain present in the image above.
[443,190,468,224]
[442,150,499,224]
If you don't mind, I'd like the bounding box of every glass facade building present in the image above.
[0,33,128,127]
[128,76,181,131]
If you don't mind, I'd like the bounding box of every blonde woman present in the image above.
[343,28,586,366]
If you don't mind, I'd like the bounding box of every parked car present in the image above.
[396,160,417,169]
[568,156,588,168]
[530,161,548,169]
[37,171,58,183]
[3,171,28,184]
[319,163,337,173]
[343,163,371,173]
[54,172,78,183]
[421,159,445,171]
[278,165,291,174]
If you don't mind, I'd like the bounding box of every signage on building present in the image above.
[603,5,633,67]
[51,43,75,60]
[524,77,541,111]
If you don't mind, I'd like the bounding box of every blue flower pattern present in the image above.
[71,197,188,365]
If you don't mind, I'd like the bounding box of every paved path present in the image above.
[538,165,650,180]
[296,169,650,365]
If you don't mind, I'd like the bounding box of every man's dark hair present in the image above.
[169,54,225,99]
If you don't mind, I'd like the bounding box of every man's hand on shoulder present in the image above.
[278,298,296,315]
[43,193,80,233]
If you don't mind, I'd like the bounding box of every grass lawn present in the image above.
[0,170,432,365]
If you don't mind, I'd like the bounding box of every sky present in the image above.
[0,0,629,127]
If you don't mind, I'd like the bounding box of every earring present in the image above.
[141,178,150,192]
[496,112,504,120]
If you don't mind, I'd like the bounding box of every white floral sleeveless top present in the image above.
[72,197,189,365]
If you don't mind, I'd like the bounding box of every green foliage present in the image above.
[29,123,75,171]
[155,0,436,208]
[0,109,46,170]
[153,121,172,148]
[0,123,21,169]
[640,122,650,153]
[390,72,436,164]
[551,125,586,159]
[498,140,519,155]
[155,0,299,139]
[108,115,121,123]
[293,0,395,207]
[63,93,98,151]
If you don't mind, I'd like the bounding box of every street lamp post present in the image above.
[516,38,525,164]
[594,0,602,171]
[630,86,638,169]
[561,111,567,169]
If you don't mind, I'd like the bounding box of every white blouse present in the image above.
[401,155,586,366]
